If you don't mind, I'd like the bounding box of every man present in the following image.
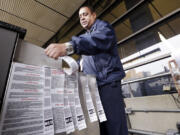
[45,5,128,135]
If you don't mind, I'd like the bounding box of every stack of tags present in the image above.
[0,56,106,135]
[79,74,107,124]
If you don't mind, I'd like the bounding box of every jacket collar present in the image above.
[86,19,100,33]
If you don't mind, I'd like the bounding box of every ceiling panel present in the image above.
[102,13,116,24]
[111,1,127,19]
[36,0,86,17]
[115,20,132,41]
[0,11,54,46]
[0,0,67,32]
[0,0,85,46]
[151,0,180,17]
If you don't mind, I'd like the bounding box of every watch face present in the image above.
[66,45,74,55]
[68,47,73,52]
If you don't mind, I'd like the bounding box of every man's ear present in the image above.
[93,12,97,19]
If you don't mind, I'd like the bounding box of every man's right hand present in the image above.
[44,43,66,59]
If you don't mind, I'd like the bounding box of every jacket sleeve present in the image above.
[70,22,117,55]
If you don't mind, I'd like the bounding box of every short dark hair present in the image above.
[79,5,95,13]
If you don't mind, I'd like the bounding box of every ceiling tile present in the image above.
[0,0,67,32]
[36,0,86,17]
[0,11,54,46]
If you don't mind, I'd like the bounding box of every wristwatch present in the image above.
[65,42,74,55]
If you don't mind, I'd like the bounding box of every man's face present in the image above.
[79,7,96,30]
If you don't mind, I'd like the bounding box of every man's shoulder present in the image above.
[95,19,114,33]
[96,19,110,26]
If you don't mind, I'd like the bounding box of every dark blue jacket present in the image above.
[71,19,125,86]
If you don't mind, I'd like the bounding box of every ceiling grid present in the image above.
[0,0,179,49]
[0,0,85,46]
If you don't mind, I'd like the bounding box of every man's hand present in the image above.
[44,43,66,59]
